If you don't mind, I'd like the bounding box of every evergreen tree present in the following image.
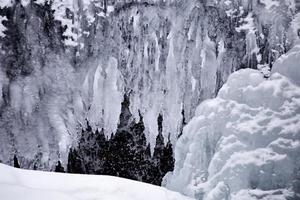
[153,113,165,162]
[153,132,165,160]
[13,155,20,168]
[55,161,65,173]
[94,128,109,174]
[77,121,96,174]
[148,114,175,185]
[117,94,133,130]
[1,3,29,80]
[66,95,175,186]
[67,148,85,174]
[161,138,174,174]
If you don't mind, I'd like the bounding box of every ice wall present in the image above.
[0,0,298,169]
[164,42,300,199]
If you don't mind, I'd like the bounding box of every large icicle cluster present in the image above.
[164,42,300,199]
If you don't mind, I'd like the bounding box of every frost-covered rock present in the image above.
[164,43,300,199]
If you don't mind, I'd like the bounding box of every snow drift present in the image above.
[0,163,193,200]
[164,42,300,199]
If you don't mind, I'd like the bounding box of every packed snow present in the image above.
[164,42,300,199]
[0,163,193,200]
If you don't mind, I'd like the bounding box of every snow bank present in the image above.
[0,163,193,200]
[165,44,300,199]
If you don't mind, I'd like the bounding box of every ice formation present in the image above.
[0,0,299,170]
[164,42,300,199]
[0,163,193,200]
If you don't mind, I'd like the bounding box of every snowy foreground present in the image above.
[165,42,300,199]
[0,163,193,200]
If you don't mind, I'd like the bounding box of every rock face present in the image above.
[0,0,298,176]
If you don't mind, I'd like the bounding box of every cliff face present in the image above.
[0,0,298,170]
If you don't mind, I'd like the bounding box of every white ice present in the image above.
[165,42,300,199]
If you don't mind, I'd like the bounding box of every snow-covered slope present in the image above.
[0,163,193,200]
[164,42,300,199]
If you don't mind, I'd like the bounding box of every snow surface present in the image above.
[31,0,110,47]
[0,163,193,200]
[164,43,300,199]
[0,0,12,8]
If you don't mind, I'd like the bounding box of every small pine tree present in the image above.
[55,161,65,173]
[67,148,85,174]
[161,138,174,174]
[13,155,20,168]
[153,114,165,161]
[117,94,132,130]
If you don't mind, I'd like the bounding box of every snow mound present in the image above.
[164,44,300,199]
[0,163,193,200]
[272,41,300,86]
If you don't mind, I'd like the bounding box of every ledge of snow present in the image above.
[0,163,193,200]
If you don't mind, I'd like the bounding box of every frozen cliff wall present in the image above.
[0,0,299,169]
[164,41,300,199]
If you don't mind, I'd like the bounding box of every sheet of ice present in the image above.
[87,57,123,136]
[0,163,193,200]
[164,43,300,199]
